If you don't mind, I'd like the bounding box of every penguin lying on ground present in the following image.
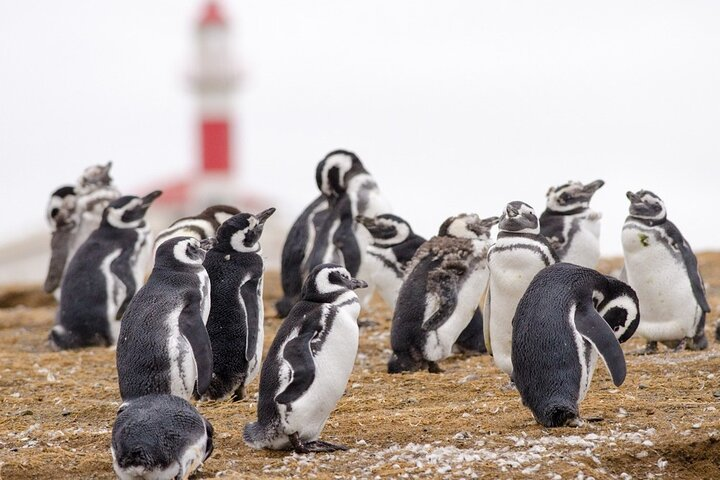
[276,150,390,317]
[388,214,498,373]
[622,190,710,353]
[116,236,214,401]
[111,394,214,480]
[484,201,559,379]
[244,264,367,453]
[203,208,275,401]
[512,262,639,427]
[539,179,604,268]
[49,191,161,350]
[153,204,240,256]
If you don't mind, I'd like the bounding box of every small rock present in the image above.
[458,374,479,384]
[635,451,648,459]
[713,390,720,398]
[692,423,702,429]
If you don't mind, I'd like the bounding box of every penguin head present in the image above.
[301,263,368,301]
[546,179,604,213]
[356,214,413,246]
[593,278,640,344]
[199,204,241,226]
[155,236,213,269]
[47,185,76,225]
[216,208,276,253]
[315,150,368,198]
[439,213,499,240]
[498,201,539,234]
[77,162,114,194]
[626,190,667,223]
[104,191,162,229]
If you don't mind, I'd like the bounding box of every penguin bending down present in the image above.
[44,162,121,298]
[49,191,161,350]
[388,214,498,373]
[203,208,275,401]
[484,201,559,378]
[153,204,240,255]
[276,150,390,317]
[539,179,604,268]
[111,394,214,480]
[622,190,710,353]
[116,236,214,401]
[244,264,367,453]
[512,262,639,427]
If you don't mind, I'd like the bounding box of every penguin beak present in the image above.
[483,216,500,227]
[141,190,163,206]
[199,237,217,251]
[583,179,605,195]
[347,277,368,290]
[626,191,641,203]
[255,207,276,224]
[505,205,519,217]
[355,215,375,228]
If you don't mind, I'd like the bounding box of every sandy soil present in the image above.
[1,254,720,479]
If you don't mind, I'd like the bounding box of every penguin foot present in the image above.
[289,433,347,454]
[632,341,658,355]
[688,333,709,351]
[427,362,444,374]
[671,338,688,352]
[231,385,247,402]
[566,417,585,428]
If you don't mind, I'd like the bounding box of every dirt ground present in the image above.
[1,254,720,479]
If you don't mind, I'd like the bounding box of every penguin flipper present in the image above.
[44,226,74,293]
[179,296,213,395]
[240,278,261,362]
[110,250,138,320]
[482,283,492,355]
[574,304,626,387]
[665,221,711,313]
[275,315,322,406]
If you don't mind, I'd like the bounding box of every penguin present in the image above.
[621,190,711,353]
[153,204,240,255]
[116,236,214,401]
[243,263,367,453]
[484,201,559,378]
[388,214,498,374]
[111,394,214,480]
[539,179,604,268]
[512,262,640,427]
[46,185,76,226]
[276,150,390,317]
[44,162,121,298]
[202,208,275,401]
[49,191,161,350]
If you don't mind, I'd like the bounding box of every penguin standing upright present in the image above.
[49,191,161,350]
[44,162,121,298]
[111,394,214,480]
[484,201,559,378]
[153,204,240,256]
[512,263,640,427]
[116,236,214,401]
[388,214,498,373]
[244,264,367,453]
[276,150,390,317]
[621,190,710,352]
[539,180,604,268]
[202,208,275,401]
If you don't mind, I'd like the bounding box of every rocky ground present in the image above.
[1,254,720,479]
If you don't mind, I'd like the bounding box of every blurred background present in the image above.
[1,1,719,283]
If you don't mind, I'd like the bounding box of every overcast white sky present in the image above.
[1,1,719,259]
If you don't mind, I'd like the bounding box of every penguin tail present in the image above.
[539,403,580,428]
[275,298,294,318]
[242,422,269,449]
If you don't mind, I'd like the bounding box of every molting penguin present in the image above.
[621,190,710,352]
[512,262,640,427]
[111,394,214,480]
[243,264,367,453]
[116,236,213,401]
[388,214,498,373]
[539,179,604,268]
[484,201,559,378]
[153,204,240,256]
[276,150,390,317]
[49,191,161,350]
[203,208,275,401]
[44,163,121,298]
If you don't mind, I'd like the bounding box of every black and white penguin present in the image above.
[44,163,121,298]
[49,191,161,350]
[276,150,390,317]
[202,208,275,401]
[153,204,240,256]
[111,394,214,480]
[116,236,213,401]
[46,185,76,226]
[244,263,367,453]
[621,190,711,352]
[388,214,498,373]
[512,262,640,427]
[484,201,559,378]
[539,179,604,268]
